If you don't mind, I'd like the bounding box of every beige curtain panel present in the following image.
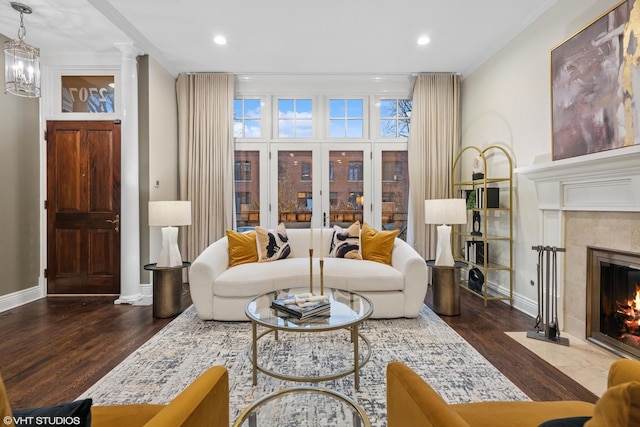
[408,73,461,259]
[176,73,235,262]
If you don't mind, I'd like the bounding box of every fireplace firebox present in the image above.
[587,247,640,360]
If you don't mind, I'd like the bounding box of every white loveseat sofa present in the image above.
[189,228,428,321]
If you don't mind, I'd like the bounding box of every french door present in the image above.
[269,143,372,229]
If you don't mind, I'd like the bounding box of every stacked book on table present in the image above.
[271,293,330,320]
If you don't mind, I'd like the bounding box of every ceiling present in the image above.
[0,0,558,78]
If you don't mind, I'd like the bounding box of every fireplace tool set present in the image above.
[527,245,570,346]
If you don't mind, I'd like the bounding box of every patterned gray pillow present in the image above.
[329,221,362,260]
[256,223,291,262]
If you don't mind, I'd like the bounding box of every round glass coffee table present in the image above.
[245,287,373,390]
[233,387,371,427]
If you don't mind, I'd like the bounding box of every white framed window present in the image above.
[45,67,121,121]
[373,143,409,240]
[328,98,364,138]
[379,98,412,138]
[61,75,115,113]
[277,98,313,138]
[321,144,372,229]
[234,143,269,231]
[233,79,412,238]
[234,98,263,138]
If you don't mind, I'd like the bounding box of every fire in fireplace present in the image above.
[587,247,640,360]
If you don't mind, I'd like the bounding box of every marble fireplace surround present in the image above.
[516,146,640,341]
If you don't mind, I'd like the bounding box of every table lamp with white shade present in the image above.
[149,201,192,267]
[424,198,467,266]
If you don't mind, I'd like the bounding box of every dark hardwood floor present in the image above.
[0,284,597,410]
[0,289,193,408]
[427,288,597,403]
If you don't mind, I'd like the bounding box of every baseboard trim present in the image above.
[0,283,154,313]
[487,281,537,319]
[140,283,152,296]
[0,285,45,313]
[510,292,537,319]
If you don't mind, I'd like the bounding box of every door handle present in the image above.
[106,214,120,233]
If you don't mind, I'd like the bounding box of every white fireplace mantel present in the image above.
[514,145,640,341]
[515,145,640,212]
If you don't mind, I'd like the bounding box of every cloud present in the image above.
[234,121,261,138]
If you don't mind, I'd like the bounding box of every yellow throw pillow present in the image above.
[584,381,640,427]
[226,230,258,268]
[361,223,399,265]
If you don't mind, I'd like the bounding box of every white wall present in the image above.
[147,56,179,266]
[461,0,620,315]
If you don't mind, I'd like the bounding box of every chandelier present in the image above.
[4,2,40,98]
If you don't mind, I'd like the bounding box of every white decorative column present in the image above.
[114,43,143,305]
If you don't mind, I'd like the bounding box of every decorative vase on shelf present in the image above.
[471,211,482,236]
[472,155,484,180]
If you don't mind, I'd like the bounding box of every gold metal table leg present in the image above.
[252,321,258,386]
[352,324,360,390]
[248,316,370,389]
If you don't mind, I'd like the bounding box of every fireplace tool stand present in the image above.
[527,245,569,346]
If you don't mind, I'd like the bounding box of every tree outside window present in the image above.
[380,99,412,138]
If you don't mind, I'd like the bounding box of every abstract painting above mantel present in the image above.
[551,0,640,160]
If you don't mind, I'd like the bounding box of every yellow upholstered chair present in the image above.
[1,366,229,427]
[387,359,640,427]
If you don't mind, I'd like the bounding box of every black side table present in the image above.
[426,260,467,316]
[144,261,190,318]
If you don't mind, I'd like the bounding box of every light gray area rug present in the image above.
[80,304,529,426]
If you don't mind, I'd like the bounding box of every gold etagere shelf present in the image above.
[451,145,513,307]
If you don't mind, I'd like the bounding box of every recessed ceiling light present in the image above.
[214,35,227,45]
[417,36,430,46]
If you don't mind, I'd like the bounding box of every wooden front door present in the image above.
[46,120,121,294]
